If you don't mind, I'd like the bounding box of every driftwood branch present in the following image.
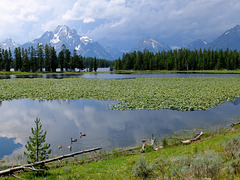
[231,122,240,127]
[0,147,102,177]
[181,132,204,145]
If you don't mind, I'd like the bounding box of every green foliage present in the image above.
[132,156,154,178]
[171,156,191,179]
[24,118,51,164]
[162,138,168,147]
[115,48,240,71]
[190,151,222,179]
[0,44,113,72]
[154,157,171,179]
[62,167,72,174]
[109,65,114,71]
[224,158,240,176]
[222,134,240,159]
[93,57,98,72]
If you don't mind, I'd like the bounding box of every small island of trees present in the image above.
[0,44,114,73]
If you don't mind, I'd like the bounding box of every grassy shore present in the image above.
[114,69,240,74]
[0,77,240,111]
[1,69,240,75]
[2,126,240,179]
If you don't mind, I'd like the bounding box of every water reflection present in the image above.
[0,99,240,161]
[0,137,22,158]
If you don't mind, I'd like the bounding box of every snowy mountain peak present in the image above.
[186,39,209,50]
[54,25,70,34]
[21,25,115,60]
[134,37,171,52]
[209,24,240,50]
[0,38,19,50]
[80,36,93,45]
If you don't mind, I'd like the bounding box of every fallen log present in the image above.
[181,132,204,145]
[231,122,240,127]
[0,147,102,177]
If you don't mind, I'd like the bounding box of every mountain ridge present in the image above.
[1,25,240,59]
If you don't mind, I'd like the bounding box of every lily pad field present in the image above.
[0,77,240,111]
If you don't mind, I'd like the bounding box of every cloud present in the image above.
[63,0,126,22]
[63,0,240,48]
[0,0,240,49]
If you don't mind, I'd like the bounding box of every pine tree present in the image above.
[0,48,2,71]
[37,44,44,72]
[93,57,98,72]
[50,46,57,72]
[44,44,51,72]
[58,50,65,72]
[64,49,71,71]
[24,118,51,164]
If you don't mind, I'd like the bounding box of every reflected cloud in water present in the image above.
[0,98,240,160]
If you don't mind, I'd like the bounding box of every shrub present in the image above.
[224,158,240,177]
[133,156,154,178]
[171,156,191,179]
[190,151,222,179]
[154,157,171,179]
[222,134,240,159]
[162,138,168,147]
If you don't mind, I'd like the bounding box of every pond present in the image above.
[1,68,240,79]
[0,98,240,163]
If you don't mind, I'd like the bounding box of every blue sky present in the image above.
[0,0,239,50]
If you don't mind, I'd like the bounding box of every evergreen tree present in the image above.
[30,46,38,72]
[58,50,65,72]
[24,118,51,163]
[89,61,93,72]
[64,49,71,71]
[0,48,2,71]
[3,49,10,71]
[93,57,98,72]
[22,49,30,72]
[37,44,44,72]
[50,46,58,72]
[44,44,51,72]
[14,48,20,71]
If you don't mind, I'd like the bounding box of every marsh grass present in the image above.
[0,77,240,111]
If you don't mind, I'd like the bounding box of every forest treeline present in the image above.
[0,44,114,72]
[114,48,240,71]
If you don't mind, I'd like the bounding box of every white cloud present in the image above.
[63,0,126,23]
[0,0,240,48]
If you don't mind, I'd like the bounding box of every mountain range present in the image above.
[0,25,240,60]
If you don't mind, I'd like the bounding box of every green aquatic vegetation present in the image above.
[0,77,240,111]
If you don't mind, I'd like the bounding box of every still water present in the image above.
[1,68,240,79]
[0,98,240,162]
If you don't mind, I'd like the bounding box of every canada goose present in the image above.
[67,145,72,151]
[58,145,62,149]
[80,132,86,138]
[71,138,77,144]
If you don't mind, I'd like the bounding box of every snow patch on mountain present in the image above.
[0,38,19,50]
[50,34,60,44]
